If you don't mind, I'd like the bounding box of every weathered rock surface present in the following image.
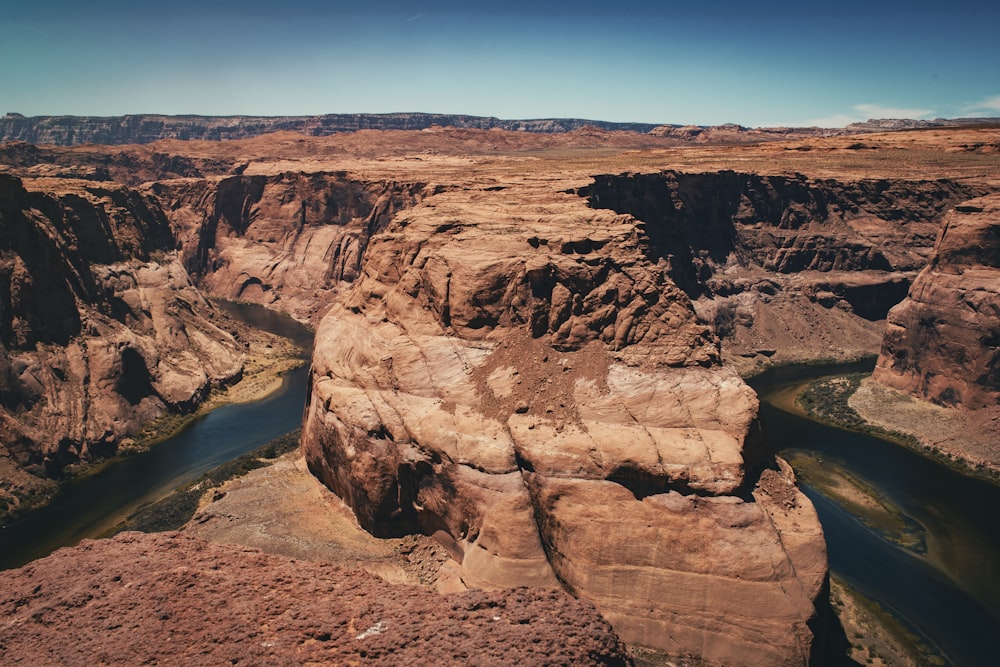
[578,171,985,369]
[0,531,631,666]
[149,173,433,322]
[873,195,1000,408]
[0,174,245,509]
[301,178,827,665]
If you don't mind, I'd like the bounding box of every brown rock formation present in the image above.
[578,171,985,368]
[148,173,433,322]
[0,174,244,505]
[873,195,1000,408]
[301,178,827,665]
[0,531,630,666]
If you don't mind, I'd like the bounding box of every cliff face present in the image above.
[148,173,433,323]
[873,195,1000,408]
[0,174,244,509]
[301,178,827,665]
[578,171,984,367]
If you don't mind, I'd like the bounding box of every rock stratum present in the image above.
[0,531,631,666]
[577,171,984,370]
[300,172,828,665]
[874,194,1000,408]
[0,173,245,514]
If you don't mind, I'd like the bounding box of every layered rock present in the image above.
[148,173,433,323]
[0,531,631,666]
[302,182,827,665]
[578,171,984,367]
[0,112,660,146]
[873,195,1000,408]
[0,174,244,500]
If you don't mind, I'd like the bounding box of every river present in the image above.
[749,361,1000,667]
[0,302,313,570]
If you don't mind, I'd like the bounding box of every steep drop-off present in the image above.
[148,173,435,323]
[578,171,985,368]
[874,195,1000,408]
[0,174,245,515]
[301,178,827,666]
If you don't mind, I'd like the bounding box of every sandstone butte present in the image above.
[1,123,999,666]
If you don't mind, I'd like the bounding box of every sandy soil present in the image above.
[851,379,1000,480]
[182,452,464,593]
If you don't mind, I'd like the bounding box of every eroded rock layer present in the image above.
[0,531,630,666]
[0,174,244,497]
[301,178,827,666]
[578,171,985,368]
[873,195,1000,408]
[149,172,434,322]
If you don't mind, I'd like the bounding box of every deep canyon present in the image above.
[1,118,998,666]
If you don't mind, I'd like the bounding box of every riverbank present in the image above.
[0,302,310,529]
[792,373,1000,485]
[850,379,1000,484]
[830,577,944,667]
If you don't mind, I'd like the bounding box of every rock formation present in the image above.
[301,177,827,665]
[578,171,983,368]
[0,531,631,666]
[0,174,245,513]
[148,173,434,323]
[873,195,1000,408]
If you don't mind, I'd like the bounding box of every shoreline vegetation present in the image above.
[794,373,1000,486]
[830,576,946,667]
[109,429,302,535]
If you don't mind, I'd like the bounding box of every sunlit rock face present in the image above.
[302,176,827,666]
[874,195,1000,409]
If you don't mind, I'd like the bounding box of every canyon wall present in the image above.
[578,171,984,367]
[148,173,433,323]
[873,195,1000,408]
[300,179,827,666]
[0,174,245,514]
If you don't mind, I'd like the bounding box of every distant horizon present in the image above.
[4,109,1000,131]
[3,2,998,128]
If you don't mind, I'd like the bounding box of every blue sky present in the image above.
[2,1,998,127]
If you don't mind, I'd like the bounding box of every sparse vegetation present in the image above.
[830,576,947,667]
[796,373,921,449]
[109,429,301,535]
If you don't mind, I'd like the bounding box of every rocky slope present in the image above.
[0,531,631,666]
[578,171,984,369]
[300,175,827,666]
[0,174,245,515]
[873,195,1000,408]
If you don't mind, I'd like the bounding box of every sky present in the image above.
[2,1,999,128]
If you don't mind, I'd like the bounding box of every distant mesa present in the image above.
[2,111,997,146]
